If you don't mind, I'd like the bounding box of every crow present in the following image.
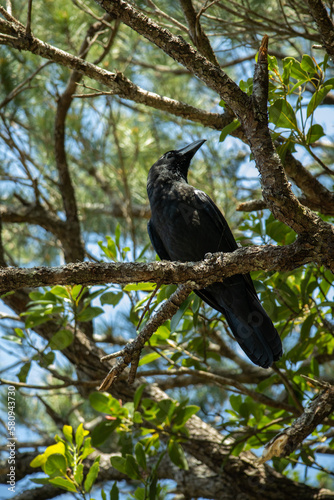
[147,139,282,368]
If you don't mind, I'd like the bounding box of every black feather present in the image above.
[147,140,282,368]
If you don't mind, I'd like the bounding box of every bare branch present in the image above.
[99,284,192,390]
[259,382,334,463]
[306,0,334,59]
[0,61,52,109]
[0,239,317,295]
[252,34,269,118]
[26,0,33,37]
[179,0,219,64]
[0,17,230,131]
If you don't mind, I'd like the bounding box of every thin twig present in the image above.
[272,365,304,414]
[136,282,162,330]
[99,285,192,391]
[26,0,33,36]
[0,377,99,390]
[0,5,24,27]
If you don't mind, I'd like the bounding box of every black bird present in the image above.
[147,140,282,368]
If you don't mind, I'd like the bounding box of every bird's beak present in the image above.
[176,139,206,158]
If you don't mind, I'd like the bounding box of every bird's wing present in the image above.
[194,189,258,296]
[194,189,239,253]
[147,219,171,260]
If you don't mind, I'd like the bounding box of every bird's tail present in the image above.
[197,278,282,368]
[222,300,282,368]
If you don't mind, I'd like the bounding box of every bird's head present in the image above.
[149,139,206,182]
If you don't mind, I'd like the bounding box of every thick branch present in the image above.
[179,0,219,65]
[0,239,317,294]
[259,383,334,462]
[306,0,334,59]
[284,151,334,214]
[94,0,249,113]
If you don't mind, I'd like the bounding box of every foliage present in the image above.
[30,423,98,495]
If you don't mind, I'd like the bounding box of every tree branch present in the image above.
[99,284,192,390]
[306,0,334,60]
[0,17,230,131]
[179,0,219,64]
[0,239,317,294]
[259,382,334,463]
[93,0,334,266]
[2,285,334,499]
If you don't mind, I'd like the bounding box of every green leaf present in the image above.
[138,352,161,366]
[125,454,141,480]
[100,291,123,306]
[300,55,316,75]
[18,362,31,383]
[133,487,146,500]
[157,399,176,423]
[81,437,95,459]
[14,327,25,338]
[44,453,67,476]
[115,223,121,249]
[267,54,279,73]
[110,482,119,500]
[135,442,147,471]
[77,306,104,322]
[2,334,22,344]
[310,357,319,377]
[75,423,88,449]
[149,477,158,500]
[84,457,100,492]
[89,392,122,415]
[282,59,292,85]
[239,77,253,95]
[49,329,74,350]
[283,57,308,82]
[323,77,334,87]
[134,383,146,410]
[30,442,66,468]
[307,85,332,118]
[149,325,170,346]
[170,296,192,333]
[173,405,199,428]
[28,291,44,301]
[231,441,246,456]
[219,119,240,142]
[30,478,50,485]
[123,282,157,291]
[63,425,73,445]
[91,420,120,447]
[229,394,242,413]
[268,99,297,129]
[38,351,55,368]
[106,236,117,260]
[71,285,85,301]
[306,124,325,144]
[168,440,188,470]
[24,313,53,329]
[49,477,77,492]
[50,286,70,299]
[110,455,127,475]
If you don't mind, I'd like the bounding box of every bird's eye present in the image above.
[164,151,173,159]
